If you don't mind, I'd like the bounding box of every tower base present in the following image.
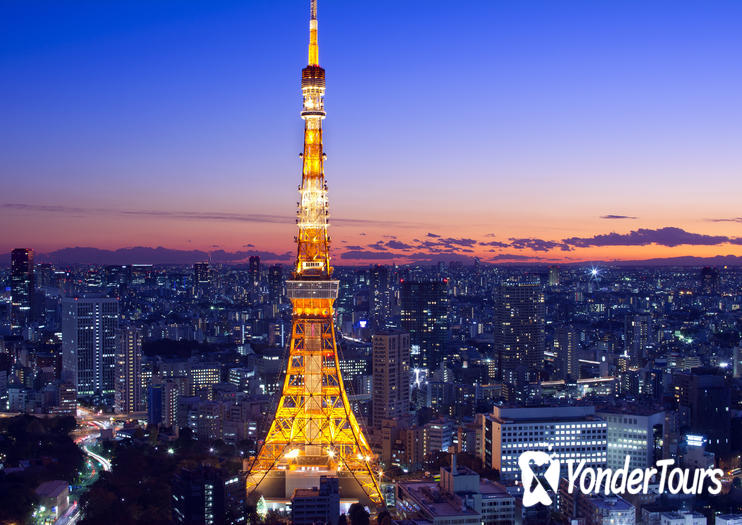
[248,469,381,507]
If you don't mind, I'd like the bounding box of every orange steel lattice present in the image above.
[245,0,383,507]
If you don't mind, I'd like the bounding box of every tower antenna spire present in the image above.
[308,0,319,65]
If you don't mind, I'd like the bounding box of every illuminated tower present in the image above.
[245,0,383,507]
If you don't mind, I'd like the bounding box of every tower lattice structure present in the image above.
[245,0,383,507]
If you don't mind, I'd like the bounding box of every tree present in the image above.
[348,502,370,525]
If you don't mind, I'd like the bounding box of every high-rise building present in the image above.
[700,266,720,295]
[62,297,119,398]
[245,0,382,506]
[624,314,652,365]
[368,265,390,330]
[548,265,560,287]
[115,327,143,413]
[10,248,35,331]
[596,407,664,471]
[193,262,210,297]
[556,324,579,380]
[481,406,607,483]
[372,330,410,428]
[494,280,545,385]
[268,264,283,304]
[291,476,340,525]
[172,466,244,525]
[672,370,731,455]
[248,256,260,288]
[400,280,449,371]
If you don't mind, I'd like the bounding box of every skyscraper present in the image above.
[62,297,119,398]
[193,262,210,298]
[268,264,283,304]
[10,248,34,331]
[494,280,545,385]
[372,330,410,428]
[555,324,579,380]
[245,0,382,506]
[115,327,143,413]
[548,265,560,287]
[624,313,652,365]
[248,256,260,288]
[400,280,449,371]
[368,265,390,330]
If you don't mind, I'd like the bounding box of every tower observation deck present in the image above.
[244,0,384,508]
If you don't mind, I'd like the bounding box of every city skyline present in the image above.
[3,0,742,264]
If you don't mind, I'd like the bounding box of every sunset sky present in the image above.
[2,0,742,264]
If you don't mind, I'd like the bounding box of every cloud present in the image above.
[489,253,550,261]
[509,238,572,252]
[386,240,413,250]
[563,227,730,248]
[479,240,510,248]
[426,232,441,238]
[1,203,421,228]
[708,217,742,223]
[600,214,638,220]
[345,245,363,250]
[340,250,398,260]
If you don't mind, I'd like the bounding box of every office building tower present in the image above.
[481,406,607,483]
[148,377,180,428]
[672,370,731,455]
[268,264,283,304]
[494,280,545,384]
[291,476,340,525]
[624,314,652,365]
[248,256,260,288]
[596,407,664,471]
[548,265,560,286]
[62,296,119,397]
[115,327,143,413]
[400,279,449,371]
[194,262,210,284]
[10,248,35,331]
[172,466,244,525]
[556,324,579,380]
[372,330,410,428]
[700,266,720,295]
[368,265,390,330]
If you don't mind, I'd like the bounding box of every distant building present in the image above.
[672,370,731,455]
[10,248,35,331]
[291,476,340,525]
[115,327,143,413]
[368,265,391,330]
[62,296,119,398]
[372,330,410,428]
[548,265,560,286]
[396,455,515,525]
[172,466,244,525]
[494,280,545,386]
[400,279,449,371]
[268,264,283,304]
[248,256,260,288]
[556,324,579,380]
[193,262,210,297]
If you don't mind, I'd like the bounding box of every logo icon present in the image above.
[518,451,560,507]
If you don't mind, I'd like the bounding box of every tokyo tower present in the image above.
[245,0,384,507]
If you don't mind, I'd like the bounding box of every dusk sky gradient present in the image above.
[2,0,742,264]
